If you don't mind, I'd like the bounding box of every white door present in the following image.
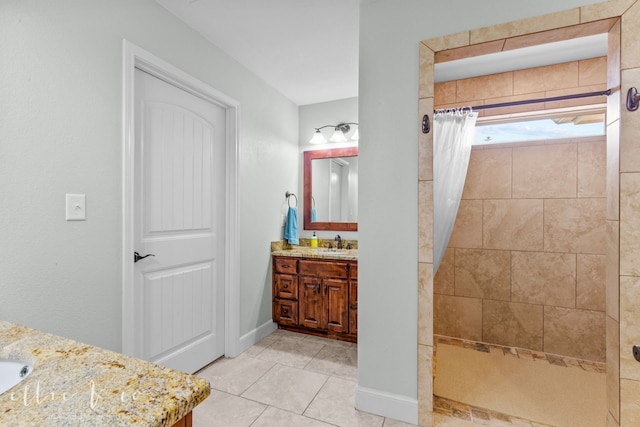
[133,68,225,373]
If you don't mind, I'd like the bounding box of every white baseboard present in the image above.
[355,385,418,425]
[234,320,277,357]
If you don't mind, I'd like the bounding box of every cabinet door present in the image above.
[325,278,349,333]
[299,276,324,329]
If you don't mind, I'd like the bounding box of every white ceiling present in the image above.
[156,0,360,106]
[156,0,608,106]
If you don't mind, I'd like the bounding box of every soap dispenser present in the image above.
[311,232,318,248]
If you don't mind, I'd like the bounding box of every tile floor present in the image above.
[194,329,417,427]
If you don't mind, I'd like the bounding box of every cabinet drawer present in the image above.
[275,274,298,300]
[299,260,348,278]
[273,299,298,326]
[350,263,358,279]
[274,257,298,274]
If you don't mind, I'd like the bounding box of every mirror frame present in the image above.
[303,147,358,231]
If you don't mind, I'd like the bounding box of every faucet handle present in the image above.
[334,234,341,241]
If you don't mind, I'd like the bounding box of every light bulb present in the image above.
[309,130,326,144]
[329,128,347,143]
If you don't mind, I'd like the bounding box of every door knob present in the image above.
[134,252,155,263]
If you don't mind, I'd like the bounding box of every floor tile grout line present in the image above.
[235,360,279,397]
[302,343,328,370]
[245,397,270,427]
[300,371,331,417]
[240,347,335,420]
[234,363,310,413]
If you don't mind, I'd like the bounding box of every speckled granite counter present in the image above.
[0,321,210,426]
[271,239,358,260]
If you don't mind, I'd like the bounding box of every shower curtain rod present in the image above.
[438,89,611,112]
[422,89,611,134]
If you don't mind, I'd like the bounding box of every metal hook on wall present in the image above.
[627,87,640,111]
[422,114,430,134]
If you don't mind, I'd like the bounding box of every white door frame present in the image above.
[121,40,241,358]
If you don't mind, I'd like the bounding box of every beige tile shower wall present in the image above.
[434,137,607,362]
[619,3,640,425]
[606,14,621,427]
[417,43,435,427]
[434,57,608,114]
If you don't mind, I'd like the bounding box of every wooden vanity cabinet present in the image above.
[171,412,192,427]
[272,255,357,342]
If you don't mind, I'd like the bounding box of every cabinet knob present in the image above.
[283,284,288,289]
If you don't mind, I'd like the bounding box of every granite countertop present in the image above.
[0,321,210,426]
[271,239,358,261]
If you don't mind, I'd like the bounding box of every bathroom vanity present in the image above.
[0,321,209,426]
[271,241,358,342]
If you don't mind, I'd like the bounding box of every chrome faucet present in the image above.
[334,235,342,250]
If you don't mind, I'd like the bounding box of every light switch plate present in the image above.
[66,194,86,221]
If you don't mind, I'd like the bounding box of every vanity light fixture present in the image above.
[309,122,359,144]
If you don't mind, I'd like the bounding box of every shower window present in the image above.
[474,110,605,145]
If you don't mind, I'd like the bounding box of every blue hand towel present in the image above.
[311,208,317,222]
[284,207,299,245]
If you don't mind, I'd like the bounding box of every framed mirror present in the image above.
[303,147,358,231]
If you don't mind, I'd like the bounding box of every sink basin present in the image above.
[0,359,32,395]
[316,250,355,256]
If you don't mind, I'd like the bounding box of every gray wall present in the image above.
[358,0,606,405]
[298,97,358,241]
[0,0,298,351]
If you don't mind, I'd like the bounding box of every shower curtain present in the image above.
[433,109,478,273]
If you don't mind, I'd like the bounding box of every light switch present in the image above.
[66,194,86,221]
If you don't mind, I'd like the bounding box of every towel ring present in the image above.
[285,191,297,208]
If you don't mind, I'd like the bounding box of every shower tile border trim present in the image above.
[434,395,556,427]
[434,335,606,374]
